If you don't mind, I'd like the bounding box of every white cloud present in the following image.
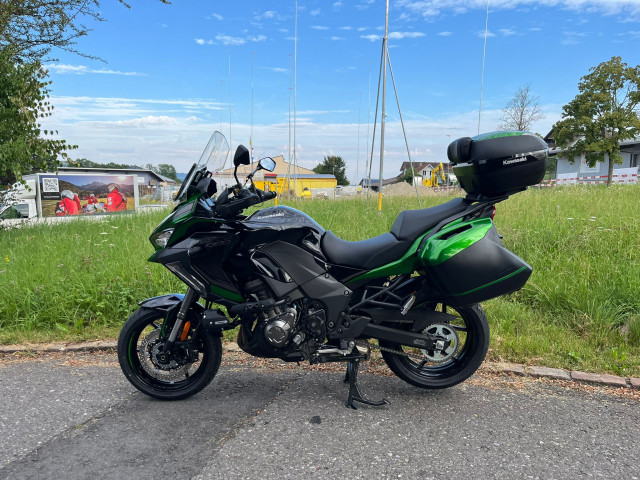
[296,110,351,115]
[311,25,330,30]
[311,8,321,16]
[46,64,146,76]
[256,10,276,20]
[259,66,288,73]
[196,34,267,46]
[339,26,352,30]
[499,28,517,36]
[210,13,223,21]
[438,31,453,36]
[356,0,376,10]
[331,36,345,41]
[396,0,640,20]
[109,116,180,127]
[389,31,426,39]
[561,30,588,45]
[477,29,496,38]
[216,35,246,46]
[41,95,561,180]
[361,31,426,41]
[333,2,343,8]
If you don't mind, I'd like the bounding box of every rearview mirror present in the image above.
[259,157,276,172]
[233,145,251,167]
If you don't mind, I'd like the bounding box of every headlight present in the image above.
[150,229,174,249]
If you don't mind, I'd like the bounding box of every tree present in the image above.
[313,156,350,186]
[0,0,168,62]
[403,167,416,185]
[0,48,75,186]
[553,56,640,185]
[148,163,180,183]
[0,0,169,189]
[498,85,544,132]
[67,158,141,169]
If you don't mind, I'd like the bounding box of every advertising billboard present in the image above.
[37,174,137,217]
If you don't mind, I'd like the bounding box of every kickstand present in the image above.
[344,358,389,409]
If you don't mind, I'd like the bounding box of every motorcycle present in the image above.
[117,130,548,408]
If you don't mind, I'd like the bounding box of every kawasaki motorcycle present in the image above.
[118,130,548,408]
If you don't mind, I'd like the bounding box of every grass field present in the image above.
[1,185,638,375]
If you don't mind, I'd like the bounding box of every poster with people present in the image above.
[37,174,137,217]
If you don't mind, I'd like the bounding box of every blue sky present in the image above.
[43,0,640,182]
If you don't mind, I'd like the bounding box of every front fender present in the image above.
[138,293,186,310]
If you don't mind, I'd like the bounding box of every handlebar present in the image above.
[213,185,277,218]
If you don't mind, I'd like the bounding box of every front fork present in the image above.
[164,288,198,354]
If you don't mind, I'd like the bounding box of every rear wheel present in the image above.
[118,307,222,400]
[379,303,489,389]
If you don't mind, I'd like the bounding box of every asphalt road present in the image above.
[1,352,639,480]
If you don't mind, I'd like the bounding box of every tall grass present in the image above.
[1,186,639,375]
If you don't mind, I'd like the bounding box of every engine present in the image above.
[242,279,302,349]
[238,279,330,356]
[263,306,297,348]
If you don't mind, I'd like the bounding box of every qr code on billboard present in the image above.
[42,178,59,193]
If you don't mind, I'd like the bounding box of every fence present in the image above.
[534,173,638,187]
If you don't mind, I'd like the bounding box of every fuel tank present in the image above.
[244,206,325,234]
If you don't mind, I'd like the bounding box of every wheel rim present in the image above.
[382,304,478,380]
[127,316,209,391]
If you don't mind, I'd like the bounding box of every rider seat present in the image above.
[321,198,471,269]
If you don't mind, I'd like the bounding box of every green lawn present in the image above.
[1,185,638,376]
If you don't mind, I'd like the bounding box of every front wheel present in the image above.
[118,307,222,400]
[379,303,489,389]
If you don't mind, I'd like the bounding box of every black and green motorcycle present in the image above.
[118,130,548,408]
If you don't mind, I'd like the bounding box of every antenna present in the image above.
[378,0,389,213]
[286,53,293,199]
[219,79,223,132]
[478,0,490,135]
[355,92,361,185]
[251,51,255,168]
[293,0,298,198]
[227,44,232,150]
[370,0,420,211]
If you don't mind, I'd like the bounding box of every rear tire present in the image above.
[380,303,489,389]
[118,307,222,400]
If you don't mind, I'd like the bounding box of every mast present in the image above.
[478,0,490,134]
[251,51,255,167]
[378,0,389,213]
[227,44,232,150]
[293,0,298,197]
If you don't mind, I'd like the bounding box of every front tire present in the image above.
[380,303,489,389]
[118,307,222,400]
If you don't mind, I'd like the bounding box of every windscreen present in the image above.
[175,131,229,202]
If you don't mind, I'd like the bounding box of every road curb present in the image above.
[480,362,639,390]
[1,341,638,390]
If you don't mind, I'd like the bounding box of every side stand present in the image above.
[344,358,389,410]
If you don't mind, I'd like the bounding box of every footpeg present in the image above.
[344,359,389,410]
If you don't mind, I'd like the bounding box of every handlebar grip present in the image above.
[262,190,277,201]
